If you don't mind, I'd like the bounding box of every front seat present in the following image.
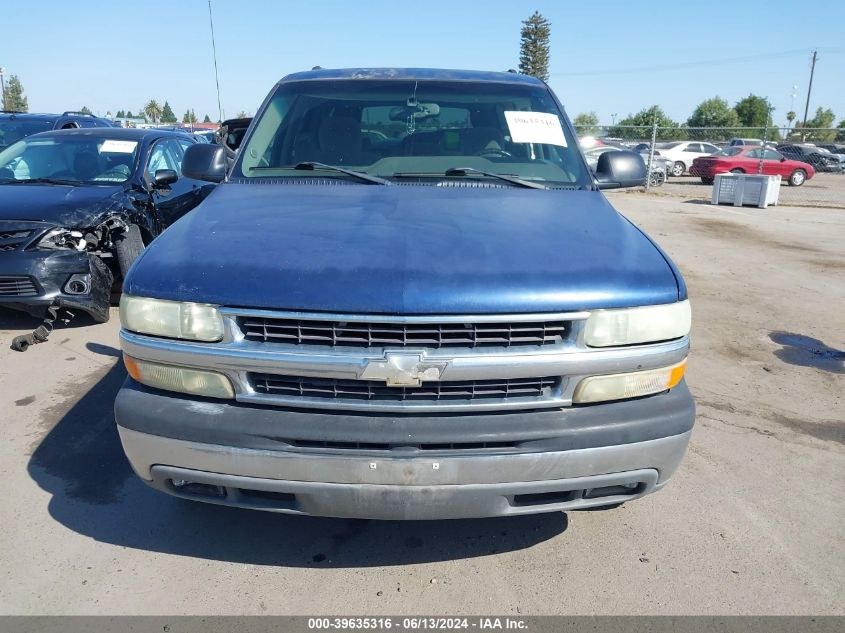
[315,116,366,165]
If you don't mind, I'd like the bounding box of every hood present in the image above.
[0,183,125,227]
[126,183,682,314]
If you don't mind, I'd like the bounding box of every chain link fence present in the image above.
[574,124,845,208]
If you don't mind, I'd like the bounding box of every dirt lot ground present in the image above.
[654,172,845,208]
[0,194,842,615]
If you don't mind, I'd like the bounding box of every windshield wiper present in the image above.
[1,177,79,185]
[249,162,389,185]
[393,167,548,190]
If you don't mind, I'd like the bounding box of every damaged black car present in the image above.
[0,128,215,348]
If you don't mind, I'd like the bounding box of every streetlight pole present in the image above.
[611,113,617,125]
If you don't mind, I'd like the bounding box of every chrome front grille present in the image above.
[239,315,569,348]
[120,308,690,413]
[249,373,558,404]
[0,276,40,297]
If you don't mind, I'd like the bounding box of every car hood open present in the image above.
[0,183,125,227]
[126,183,683,313]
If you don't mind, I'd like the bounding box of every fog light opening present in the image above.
[64,274,91,295]
[169,479,226,498]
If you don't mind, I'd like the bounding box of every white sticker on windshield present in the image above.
[504,111,567,147]
[99,140,138,154]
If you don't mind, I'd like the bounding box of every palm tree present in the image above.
[144,99,162,124]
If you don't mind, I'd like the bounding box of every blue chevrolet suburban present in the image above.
[114,68,694,520]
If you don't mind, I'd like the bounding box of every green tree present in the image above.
[79,106,92,115]
[518,11,551,82]
[202,114,212,123]
[793,107,836,141]
[115,109,125,118]
[685,96,740,140]
[125,110,134,118]
[836,119,845,142]
[733,94,781,140]
[573,112,600,136]
[236,110,249,118]
[161,101,177,123]
[785,111,796,129]
[608,106,686,140]
[182,109,198,124]
[143,100,162,123]
[3,74,28,112]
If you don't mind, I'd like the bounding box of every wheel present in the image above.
[730,168,744,174]
[788,169,807,186]
[115,224,145,279]
[649,170,665,187]
[671,161,685,177]
[700,177,714,185]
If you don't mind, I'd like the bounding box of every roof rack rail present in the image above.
[61,111,96,117]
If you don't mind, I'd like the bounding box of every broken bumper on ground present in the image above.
[115,379,696,520]
[0,250,112,322]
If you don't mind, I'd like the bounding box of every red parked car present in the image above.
[690,146,815,186]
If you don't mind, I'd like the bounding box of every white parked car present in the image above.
[657,141,721,176]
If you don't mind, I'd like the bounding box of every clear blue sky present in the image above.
[3,0,843,126]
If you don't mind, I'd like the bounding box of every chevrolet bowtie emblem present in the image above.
[359,352,450,387]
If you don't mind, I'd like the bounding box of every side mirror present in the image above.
[594,150,647,189]
[182,143,227,183]
[153,169,178,188]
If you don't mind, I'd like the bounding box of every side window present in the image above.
[177,139,195,175]
[746,149,762,159]
[702,144,719,153]
[763,149,781,160]
[146,139,181,179]
[686,143,702,153]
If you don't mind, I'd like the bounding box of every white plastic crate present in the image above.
[711,173,781,208]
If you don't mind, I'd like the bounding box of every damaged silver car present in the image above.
[0,128,215,350]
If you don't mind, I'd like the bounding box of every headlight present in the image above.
[120,295,224,341]
[123,355,234,399]
[573,360,686,404]
[584,300,690,347]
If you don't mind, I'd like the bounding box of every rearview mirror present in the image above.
[594,150,648,189]
[153,169,178,188]
[182,143,227,183]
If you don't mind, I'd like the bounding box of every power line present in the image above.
[207,0,223,123]
[549,48,841,77]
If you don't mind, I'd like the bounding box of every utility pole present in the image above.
[0,67,6,111]
[801,50,817,129]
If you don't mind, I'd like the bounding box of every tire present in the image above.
[671,161,685,177]
[115,224,145,279]
[649,171,665,187]
[789,169,807,186]
[701,176,714,185]
[730,168,744,174]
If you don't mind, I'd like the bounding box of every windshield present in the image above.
[0,119,54,149]
[235,79,590,188]
[0,135,141,184]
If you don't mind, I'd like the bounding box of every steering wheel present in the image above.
[474,148,512,158]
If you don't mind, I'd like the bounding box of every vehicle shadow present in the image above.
[27,364,569,567]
